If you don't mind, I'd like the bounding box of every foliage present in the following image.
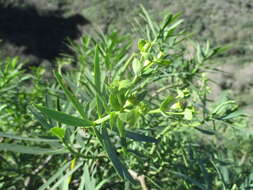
[0,6,252,190]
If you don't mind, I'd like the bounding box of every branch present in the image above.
[129,169,148,190]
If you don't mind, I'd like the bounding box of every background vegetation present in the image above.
[0,0,252,189]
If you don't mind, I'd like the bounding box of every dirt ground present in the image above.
[208,62,253,125]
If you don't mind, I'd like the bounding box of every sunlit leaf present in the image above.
[0,143,67,155]
[35,105,94,127]
[54,71,89,120]
[50,127,66,140]
[0,132,59,142]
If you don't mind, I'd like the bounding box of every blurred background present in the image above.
[0,0,252,117]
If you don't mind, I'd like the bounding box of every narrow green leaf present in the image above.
[0,143,67,155]
[93,127,104,147]
[94,45,103,116]
[170,171,207,190]
[127,149,146,158]
[50,162,83,190]
[221,110,247,120]
[78,164,109,190]
[39,162,71,190]
[94,45,101,91]
[95,178,110,190]
[0,132,59,143]
[101,128,136,184]
[78,165,91,190]
[195,127,215,135]
[54,71,88,120]
[84,75,110,113]
[160,14,173,31]
[83,165,97,190]
[211,100,236,116]
[210,45,231,57]
[113,54,134,80]
[28,105,52,129]
[36,105,94,127]
[126,130,158,143]
[166,19,184,33]
[140,5,156,38]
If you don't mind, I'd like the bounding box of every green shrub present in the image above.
[0,7,251,190]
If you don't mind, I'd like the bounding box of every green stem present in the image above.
[94,114,111,125]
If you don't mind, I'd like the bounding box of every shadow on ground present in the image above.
[0,4,89,63]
